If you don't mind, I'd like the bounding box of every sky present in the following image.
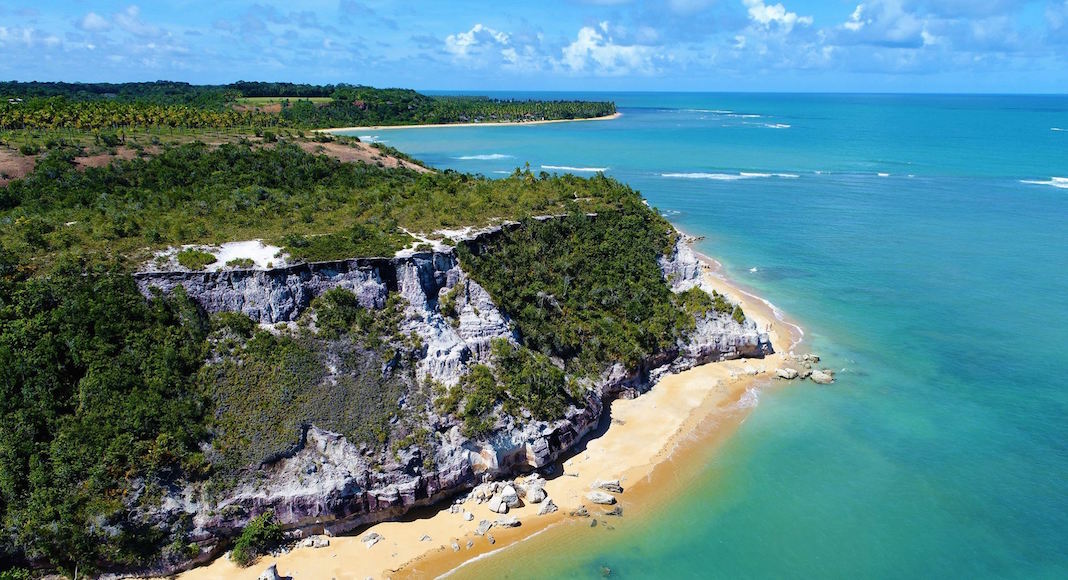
[1,1,1066,92]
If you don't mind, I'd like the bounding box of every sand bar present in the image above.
[317,112,622,134]
[179,249,804,580]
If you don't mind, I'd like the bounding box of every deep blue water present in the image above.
[341,94,1068,578]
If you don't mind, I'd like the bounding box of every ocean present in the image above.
[339,93,1068,578]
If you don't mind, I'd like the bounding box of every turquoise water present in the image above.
[341,94,1068,578]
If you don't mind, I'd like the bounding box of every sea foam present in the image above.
[661,172,799,180]
[542,164,608,172]
[1020,177,1068,189]
[763,123,791,129]
[455,153,514,160]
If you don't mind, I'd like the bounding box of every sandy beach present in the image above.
[180,249,804,580]
[317,112,622,134]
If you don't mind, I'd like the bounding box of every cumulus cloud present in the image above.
[445,23,510,58]
[0,26,60,48]
[743,0,812,32]
[77,12,111,32]
[834,0,927,48]
[558,22,659,75]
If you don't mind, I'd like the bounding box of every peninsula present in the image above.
[0,82,817,579]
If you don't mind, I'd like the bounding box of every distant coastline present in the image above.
[318,112,622,133]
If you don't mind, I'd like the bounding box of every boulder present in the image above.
[420,534,432,542]
[775,368,798,380]
[495,516,521,527]
[487,495,509,514]
[570,505,590,517]
[300,535,330,548]
[521,477,547,503]
[525,485,546,504]
[810,370,834,384]
[586,491,617,505]
[538,499,559,515]
[475,520,494,536]
[597,479,624,494]
[462,511,474,521]
[258,565,281,580]
[501,485,521,508]
[604,505,623,517]
[362,532,383,548]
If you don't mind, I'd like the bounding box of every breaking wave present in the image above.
[541,164,608,172]
[455,153,514,160]
[1020,176,1068,189]
[661,172,799,180]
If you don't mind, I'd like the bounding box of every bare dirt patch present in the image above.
[74,146,145,169]
[232,103,283,114]
[296,140,430,173]
[0,147,36,186]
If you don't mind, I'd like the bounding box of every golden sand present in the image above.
[317,113,622,134]
[179,253,803,580]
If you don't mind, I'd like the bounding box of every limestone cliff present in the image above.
[130,232,771,576]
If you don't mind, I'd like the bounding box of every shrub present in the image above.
[226,257,255,268]
[213,311,256,338]
[732,304,746,324]
[230,511,284,567]
[176,248,217,270]
[17,143,40,156]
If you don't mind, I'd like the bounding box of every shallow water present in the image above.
[339,93,1068,578]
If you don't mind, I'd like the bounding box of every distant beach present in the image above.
[179,243,805,580]
[319,112,622,133]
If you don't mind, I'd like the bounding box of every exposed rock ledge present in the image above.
[127,230,771,577]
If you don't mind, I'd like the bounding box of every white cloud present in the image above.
[835,0,925,48]
[77,12,111,32]
[844,5,867,31]
[114,6,159,37]
[444,23,509,58]
[743,0,813,32]
[0,26,60,48]
[558,22,658,75]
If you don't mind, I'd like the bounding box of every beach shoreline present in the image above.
[178,245,804,580]
[317,112,622,133]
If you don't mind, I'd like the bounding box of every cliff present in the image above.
[129,233,771,576]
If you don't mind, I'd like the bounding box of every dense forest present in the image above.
[0,81,615,131]
[0,141,635,263]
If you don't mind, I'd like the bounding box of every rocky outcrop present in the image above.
[134,229,772,576]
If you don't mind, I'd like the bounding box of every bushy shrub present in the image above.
[230,511,283,567]
[176,248,216,270]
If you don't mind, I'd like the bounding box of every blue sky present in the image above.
[1,1,1066,92]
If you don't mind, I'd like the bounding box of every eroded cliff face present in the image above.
[131,233,770,575]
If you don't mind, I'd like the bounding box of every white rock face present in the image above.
[139,227,776,572]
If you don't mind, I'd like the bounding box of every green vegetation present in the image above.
[176,248,217,270]
[458,207,692,376]
[437,339,580,437]
[0,143,639,266]
[0,81,615,131]
[0,255,210,572]
[229,511,283,567]
[202,291,419,488]
[225,257,255,269]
